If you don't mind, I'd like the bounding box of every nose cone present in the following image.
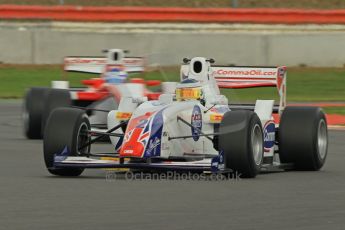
[120,108,165,159]
[120,115,151,158]
[120,128,145,157]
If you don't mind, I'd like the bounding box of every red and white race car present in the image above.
[23,49,172,139]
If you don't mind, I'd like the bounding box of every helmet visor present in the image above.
[176,88,202,100]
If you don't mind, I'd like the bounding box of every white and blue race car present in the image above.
[43,57,328,178]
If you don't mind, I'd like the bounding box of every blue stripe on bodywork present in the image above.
[143,108,166,158]
[115,136,124,151]
[53,146,70,165]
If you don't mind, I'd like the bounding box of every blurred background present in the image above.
[0,0,344,115]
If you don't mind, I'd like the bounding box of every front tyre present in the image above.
[44,108,90,176]
[278,106,328,170]
[219,111,264,178]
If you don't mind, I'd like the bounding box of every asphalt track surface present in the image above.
[0,100,345,230]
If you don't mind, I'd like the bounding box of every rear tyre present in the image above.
[219,110,264,178]
[41,89,71,136]
[23,87,50,139]
[278,106,328,170]
[44,108,90,176]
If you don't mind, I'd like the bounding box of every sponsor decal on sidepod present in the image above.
[191,106,202,141]
[263,121,275,151]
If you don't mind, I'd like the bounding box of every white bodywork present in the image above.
[64,49,145,74]
[181,64,287,114]
[106,57,280,159]
[55,57,287,172]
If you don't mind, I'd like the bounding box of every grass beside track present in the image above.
[0,65,89,98]
[0,65,344,114]
[323,107,345,115]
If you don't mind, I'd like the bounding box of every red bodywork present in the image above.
[120,112,154,158]
[74,77,162,102]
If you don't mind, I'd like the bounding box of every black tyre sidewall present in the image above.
[278,106,328,170]
[219,110,263,178]
[44,108,90,176]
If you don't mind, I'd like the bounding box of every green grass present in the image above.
[0,65,90,98]
[0,65,344,106]
[323,107,345,115]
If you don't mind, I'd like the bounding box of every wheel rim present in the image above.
[317,119,327,160]
[251,124,263,166]
[76,122,90,155]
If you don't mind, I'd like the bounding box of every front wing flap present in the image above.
[53,155,225,172]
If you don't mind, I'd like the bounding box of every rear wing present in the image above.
[212,66,287,112]
[180,64,287,112]
[63,57,145,74]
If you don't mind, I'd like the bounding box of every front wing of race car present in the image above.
[53,149,226,173]
[53,150,293,173]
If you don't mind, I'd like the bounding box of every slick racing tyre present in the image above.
[41,89,71,136]
[23,87,50,139]
[219,110,264,178]
[278,106,328,171]
[44,108,90,176]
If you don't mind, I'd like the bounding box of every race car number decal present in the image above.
[191,106,202,141]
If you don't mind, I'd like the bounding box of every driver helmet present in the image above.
[103,64,128,84]
[175,78,203,101]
